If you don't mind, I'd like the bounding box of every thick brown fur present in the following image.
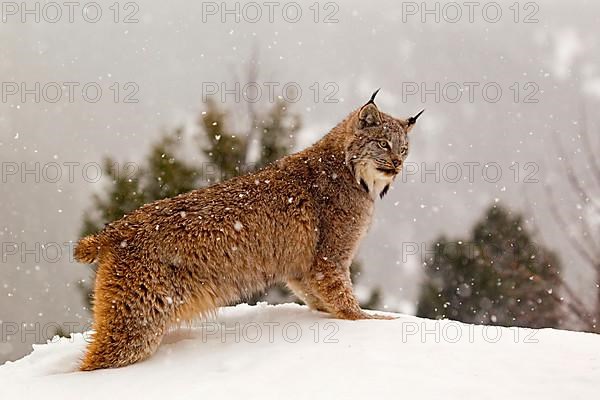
[74,92,422,370]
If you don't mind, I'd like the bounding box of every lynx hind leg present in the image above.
[287,279,329,312]
[80,261,172,371]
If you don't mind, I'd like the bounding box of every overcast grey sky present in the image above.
[1,0,599,363]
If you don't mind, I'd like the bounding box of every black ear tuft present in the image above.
[407,109,425,126]
[367,88,381,105]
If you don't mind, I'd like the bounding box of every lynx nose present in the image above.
[392,158,402,168]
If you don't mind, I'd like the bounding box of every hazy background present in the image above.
[1,0,599,363]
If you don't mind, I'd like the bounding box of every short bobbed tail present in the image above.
[74,235,101,264]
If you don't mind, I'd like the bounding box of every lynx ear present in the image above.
[358,89,382,129]
[406,109,424,133]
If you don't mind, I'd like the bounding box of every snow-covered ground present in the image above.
[1,303,599,399]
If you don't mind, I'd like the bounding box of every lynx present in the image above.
[74,90,423,370]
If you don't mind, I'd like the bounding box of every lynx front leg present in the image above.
[287,279,329,312]
[306,260,394,320]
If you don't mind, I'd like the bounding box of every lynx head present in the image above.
[345,89,424,199]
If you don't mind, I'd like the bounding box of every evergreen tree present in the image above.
[80,157,145,237]
[417,204,565,328]
[198,98,246,180]
[144,127,199,201]
[256,100,300,168]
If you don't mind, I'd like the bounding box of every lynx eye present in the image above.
[378,140,389,149]
[400,146,408,155]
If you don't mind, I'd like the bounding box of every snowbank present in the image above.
[1,303,599,399]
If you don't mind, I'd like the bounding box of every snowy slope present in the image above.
[1,303,599,399]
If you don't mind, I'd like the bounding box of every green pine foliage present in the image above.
[256,101,300,168]
[80,158,145,237]
[416,204,565,329]
[198,98,246,180]
[144,128,199,201]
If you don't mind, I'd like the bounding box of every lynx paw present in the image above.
[367,313,397,320]
[335,310,397,320]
